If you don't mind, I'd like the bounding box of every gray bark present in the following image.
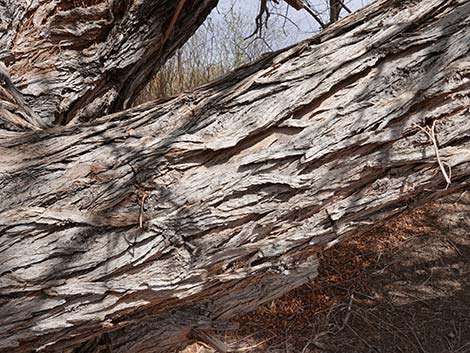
[0,0,217,126]
[1,0,470,352]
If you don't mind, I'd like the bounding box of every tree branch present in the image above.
[0,0,218,126]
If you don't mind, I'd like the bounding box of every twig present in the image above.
[192,329,271,352]
[405,321,427,353]
[420,268,433,286]
[337,0,352,13]
[337,293,354,332]
[414,120,451,189]
[446,238,462,256]
[158,0,186,54]
[453,190,467,204]
[303,3,326,29]
[346,324,375,350]
[305,294,355,351]
[246,0,270,39]
[139,192,148,228]
[307,330,330,351]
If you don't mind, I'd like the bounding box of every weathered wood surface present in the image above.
[0,0,217,126]
[1,0,470,352]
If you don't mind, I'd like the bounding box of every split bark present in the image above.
[0,0,217,126]
[0,0,469,352]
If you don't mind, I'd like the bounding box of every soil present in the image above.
[182,192,470,353]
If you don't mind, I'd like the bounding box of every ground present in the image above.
[182,191,470,353]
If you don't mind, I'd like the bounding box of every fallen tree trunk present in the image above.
[1,0,470,352]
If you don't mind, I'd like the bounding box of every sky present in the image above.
[213,0,372,49]
[165,0,374,80]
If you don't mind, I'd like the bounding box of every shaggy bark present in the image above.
[0,0,217,126]
[1,0,470,352]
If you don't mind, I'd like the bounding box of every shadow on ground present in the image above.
[183,192,470,353]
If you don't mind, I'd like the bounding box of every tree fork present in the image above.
[0,0,218,126]
[0,0,469,352]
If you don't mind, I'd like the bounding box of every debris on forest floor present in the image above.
[183,192,470,352]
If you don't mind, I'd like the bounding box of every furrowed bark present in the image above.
[1,0,470,352]
[0,0,217,126]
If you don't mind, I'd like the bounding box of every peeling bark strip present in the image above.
[1,0,470,352]
[0,0,217,126]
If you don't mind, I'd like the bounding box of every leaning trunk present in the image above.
[0,0,217,126]
[1,0,469,352]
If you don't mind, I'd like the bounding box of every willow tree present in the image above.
[0,0,469,352]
